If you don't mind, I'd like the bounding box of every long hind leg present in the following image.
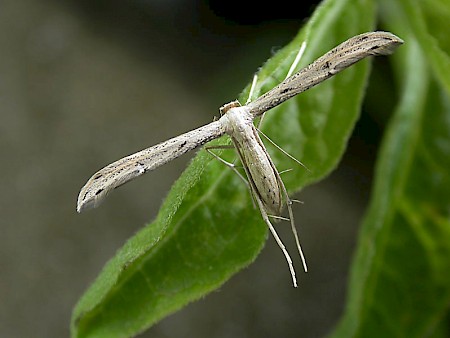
[255,195,298,287]
[276,173,308,273]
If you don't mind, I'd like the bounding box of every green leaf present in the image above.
[381,0,450,94]
[330,1,450,337]
[71,0,384,336]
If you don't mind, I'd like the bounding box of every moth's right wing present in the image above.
[77,120,225,212]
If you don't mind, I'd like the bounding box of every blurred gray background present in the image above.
[0,0,383,337]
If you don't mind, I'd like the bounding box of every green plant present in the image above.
[71,0,450,337]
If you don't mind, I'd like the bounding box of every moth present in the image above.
[77,32,403,286]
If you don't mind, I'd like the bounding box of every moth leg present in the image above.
[245,74,259,105]
[256,127,309,171]
[268,215,290,222]
[205,145,248,184]
[276,173,308,273]
[291,199,304,204]
[285,40,307,79]
[278,168,293,175]
[256,195,298,288]
[257,40,307,129]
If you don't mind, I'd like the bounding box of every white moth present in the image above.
[77,32,403,287]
